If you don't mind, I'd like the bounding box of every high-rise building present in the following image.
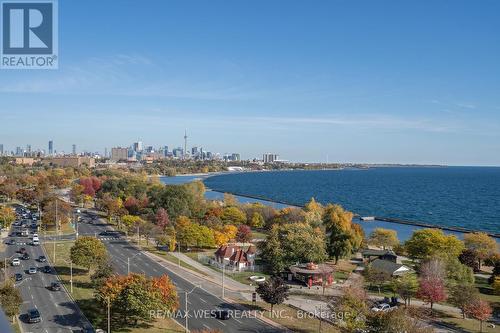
[173,147,183,158]
[111,147,129,161]
[163,146,169,157]
[48,140,53,155]
[15,147,22,156]
[133,141,143,152]
[104,147,108,158]
[231,153,241,161]
[183,130,188,158]
[72,144,77,155]
[0,144,3,156]
[26,144,32,155]
[263,153,279,163]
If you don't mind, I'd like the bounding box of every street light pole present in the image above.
[70,261,73,293]
[184,285,200,333]
[107,296,110,333]
[222,262,225,299]
[127,257,130,275]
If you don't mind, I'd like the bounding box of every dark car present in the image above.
[6,239,15,245]
[27,308,41,323]
[22,253,30,260]
[18,247,26,254]
[212,308,231,320]
[50,282,61,291]
[43,265,52,273]
[14,273,23,282]
[38,255,47,262]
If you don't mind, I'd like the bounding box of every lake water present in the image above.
[162,167,500,240]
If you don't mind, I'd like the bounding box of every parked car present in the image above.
[11,258,21,266]
[38,256,47,262]
[50,282,61,291]
[14,273,23,281]
[371,303,392,312]
[27,308,42,323]
[28,267,37,274]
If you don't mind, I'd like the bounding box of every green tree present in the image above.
[260,223,327,274]
[405,228,464,260]
[249,212,265,228]
[70,236,108,273]
[221,206,246,225]
[391,274,418,307]
[445,257,475,285]
[369,228,399,250]
[91,261,114,289]
[364,265,391,295]
[255,276,290,313]
[0,282,22,321]
[449,284,479,319]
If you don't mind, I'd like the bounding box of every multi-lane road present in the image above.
[76,209,280,332]
[3,213,91,332]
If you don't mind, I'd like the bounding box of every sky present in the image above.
[1,0,500,165]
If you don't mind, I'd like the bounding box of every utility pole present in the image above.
[127,257,130,275]
[53,199,58,263]
[70,261,73,293]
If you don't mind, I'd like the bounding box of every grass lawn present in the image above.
[226,270,271,286]
[431,308,499,333]
[251,230,268,240]
[43,222,75,235]
[42,241,184,333]
[240,301,340,333]
[139,245,210,277]
[475,275,500,310]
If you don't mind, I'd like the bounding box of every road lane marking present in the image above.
[217,320,227,326]
[200,298,207,303]
[234,317,243,324]
[203,324,211,330]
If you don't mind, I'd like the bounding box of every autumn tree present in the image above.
[417,278,446,312]
[328,275,368,332]
[255,276,290,313]
[155,207,170,230]
[0,282,22,321]
[465,299,492,333]
[464,232,498,270]
[100,193,123,221]
[405,228,464,260]
[236,224,252,243]
[0,206,15,229]
[369,228,399,250]
[70,236,108,273]
[42,197,72,230]
[459,249,480,272]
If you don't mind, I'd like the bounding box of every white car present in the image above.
[12,258,21,266]
[28,267,37,274]
[371,303,392,312]
[32,233,39,238]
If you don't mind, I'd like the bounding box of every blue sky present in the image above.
[1,0,500,165]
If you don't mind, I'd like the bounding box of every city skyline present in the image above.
[1,1,500,165]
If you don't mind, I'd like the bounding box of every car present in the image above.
[212,308,231,320]
[28,267,37,274]
[22,253,30,260]
[371,303,392,312]
[50,282,61,291]
[32,233,38,238]
[32,239,40,246]
[43,265,52,273]
[38,255,47,262]
[14,273,23,282]
[6,239,16,245]
[27,308,41,323]
[11,258,21,266]
[18,247,26,254]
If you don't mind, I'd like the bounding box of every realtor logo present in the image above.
[1,0,58,69]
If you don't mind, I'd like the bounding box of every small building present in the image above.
[15,157,36,166]
[361,249,397,263]
[288,262,334,288]
[370,259,411,277]
[214,244,255,271]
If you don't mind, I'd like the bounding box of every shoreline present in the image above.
[161,172,500,239]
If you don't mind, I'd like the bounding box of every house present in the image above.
[288,262,334,288]
[214,244,256,271]
[361,249,397,263]
[370,259,411,277]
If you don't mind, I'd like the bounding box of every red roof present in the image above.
[230,249,248,264]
